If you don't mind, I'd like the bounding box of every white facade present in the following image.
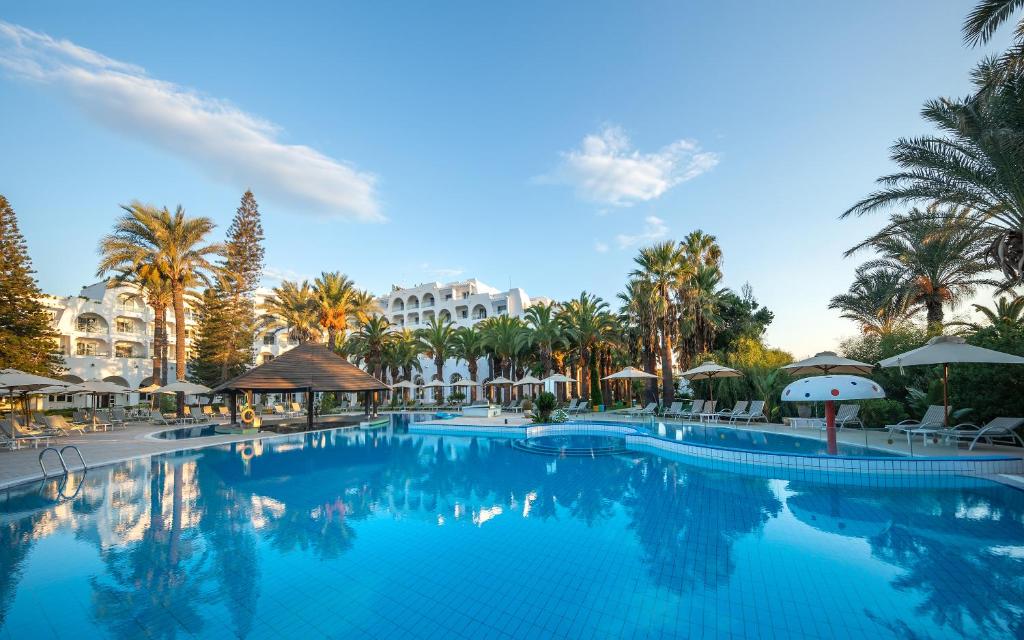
[378,279,551,390]
[39,277,548,404]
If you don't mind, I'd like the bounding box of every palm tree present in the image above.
[846,210,998,327]
[350,316,391,380]
[390,328,423,381]
[676,231,724,365]
[829,266,921,336]
[975,294,1024,324]
[313,271,359,349]
[100,263,173,386]
[416,317,456,390]
[558,292,615,403]
[452,326,486,401]
[98,203,220,390]
[479,315,531,396]
[964,0,1024,74]
[261,280,322,343]
[632,241,687,406]
[524,302,562,376]
[618,278,659,403]
[843,61,1024,286]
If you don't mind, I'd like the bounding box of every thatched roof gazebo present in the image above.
[213,342,389,429]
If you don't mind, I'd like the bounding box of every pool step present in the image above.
[512,439,627,457]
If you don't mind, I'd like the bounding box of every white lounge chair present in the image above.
[679,400,705,420]
[730,400,767,424]
[941,417,1024,451]
[662,401,683,418]
[622,402,656,416]
[568,400,588,415]
[834,404,864,430]
[698,400,720,422]
[887,405,946,435]
[718,400,748,419]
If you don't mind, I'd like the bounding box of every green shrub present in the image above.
[859,399,908,428]
[535,391,556,421]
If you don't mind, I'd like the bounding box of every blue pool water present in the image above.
[642,420,902,457]
[1,423,1022,639]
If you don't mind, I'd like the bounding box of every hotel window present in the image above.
[497,305,507,315]
[263,334,275,345]
[462,292,470,299]
[444,294,452,301]
[115,319,134,334]
[76,316,101,333]
[460,310,468,319]
[76,342,98,356]
[115,344,134,358]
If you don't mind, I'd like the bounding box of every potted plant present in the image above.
[534,391,556,422]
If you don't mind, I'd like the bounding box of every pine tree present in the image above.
[189,191,264,385]
[0,195,63,374]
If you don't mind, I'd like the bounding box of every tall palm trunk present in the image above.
[152,301,168,386]
[925,299,944,327]
[659,316,673,407]
[580,347,591,402]
[644,329,658,404]
[173,286,186,415]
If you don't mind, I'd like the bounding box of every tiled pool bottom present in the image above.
[2,430,1023,639]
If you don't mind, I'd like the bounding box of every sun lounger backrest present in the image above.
[747,400,765,416]
[728,401,747,413]
[984,417,1024,432]
[703,400,717,414]
[919,405,947,426]
[835,404,859,420]
[689,399,704,414]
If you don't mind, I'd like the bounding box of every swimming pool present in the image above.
[1,426,1021,639]
[642,419,901,457]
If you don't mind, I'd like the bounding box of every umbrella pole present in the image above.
[943,363,949,427]
[825,399,838,456]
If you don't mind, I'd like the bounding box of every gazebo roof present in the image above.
[212,343,389,393]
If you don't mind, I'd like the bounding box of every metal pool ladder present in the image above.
[38,445,87,477]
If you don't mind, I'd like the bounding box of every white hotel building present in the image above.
[40,277,547,405]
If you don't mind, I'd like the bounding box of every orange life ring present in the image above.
[240,407,256,425]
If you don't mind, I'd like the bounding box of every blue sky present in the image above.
[0,1,1009,357]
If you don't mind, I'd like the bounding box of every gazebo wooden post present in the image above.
[229,390,237,425]
[306,386,314,431]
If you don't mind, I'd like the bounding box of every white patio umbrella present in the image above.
[680,361,742,402]
[513,374,543,398]
[451,378,479,401]
[878,334,1024,426]
[602,366,658,380]
[156,380,212,395]
[781,351,874,376]
[422,379,448,401]
[77,379,132,410]
[542,373,577,401]
[0,370,71,423]
[485,376,514,403]
[781,375,885,455]
[390,379,418,402]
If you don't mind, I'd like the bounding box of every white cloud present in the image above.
[615,216,668,249]
[0,21,382,221]
[594,241,609,253]
[540,125,718,206]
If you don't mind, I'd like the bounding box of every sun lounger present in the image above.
[678,400,704,420]
[662,401,684,418]
[886,405,946,435]
[568,400,588,415]
[941,417,1024,450]
[729,400,768,424]
[698,400,720,422]
[718,400,748,418]
[218,406,230,419]
[45,414,87,436]
[289,402,307,417]
[834,404,863,430]
[0,419,52,448]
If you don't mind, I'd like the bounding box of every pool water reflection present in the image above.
[0,425,1021,639]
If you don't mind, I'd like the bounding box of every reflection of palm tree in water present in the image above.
[0,520,33,628]
[625,460,781,593]
[91,459,210,640]
[862,486,1024,638]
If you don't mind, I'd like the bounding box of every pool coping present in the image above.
[409,420,1024,477]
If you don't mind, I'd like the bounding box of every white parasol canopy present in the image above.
[0,369,69,391]
[542,373,577,383]
[451,379,478,387]
[878,334,1024,425]
[78,379,132,394]
[602,366,657,380]
[781,351,874,376]
[513,375,544,386]
[485,377,514,385]
[155,380,211,395]
[680,361,742,381]
[390,380,419,389]
[422,380,448,388]
[138,383,162,393]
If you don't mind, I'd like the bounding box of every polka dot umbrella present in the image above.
[781,375,885,455]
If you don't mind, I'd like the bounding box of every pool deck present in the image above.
[2,411,1022,491]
